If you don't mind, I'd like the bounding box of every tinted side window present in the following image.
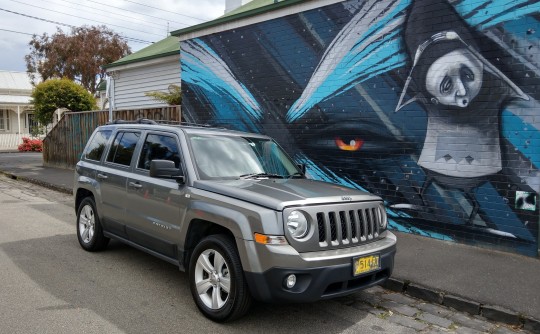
[106,131,140,166]
[138,134,181,170]
[85,130,112,161]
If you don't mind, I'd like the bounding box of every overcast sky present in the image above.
[0,0,225,72]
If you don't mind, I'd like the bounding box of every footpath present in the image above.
[0,151,539,332]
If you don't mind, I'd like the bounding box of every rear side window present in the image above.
[106,131,140,166]
[138,134,181,170]
[85,130,112,161]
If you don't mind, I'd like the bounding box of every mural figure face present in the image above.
[425,48,483,108]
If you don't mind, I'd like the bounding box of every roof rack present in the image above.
[107,118,157,125]
[105,118,229,130]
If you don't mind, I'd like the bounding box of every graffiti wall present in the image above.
[180,0,540,256]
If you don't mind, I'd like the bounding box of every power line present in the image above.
[54,0,168,30]
[7,0,164,37]
[1,7,74,28]
[53,0,167,29]
[120,0,206,22]
[0,8,153,44]
[0,28,34,36]
[85,0,192,27]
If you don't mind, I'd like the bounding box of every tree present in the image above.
[145,84,182,105]
[25,25,131,95]
[32,78,97,124]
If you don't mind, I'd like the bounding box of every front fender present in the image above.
[181,199,282,242]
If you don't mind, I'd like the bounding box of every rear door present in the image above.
[97,130,141,238]
[125,131,188,259]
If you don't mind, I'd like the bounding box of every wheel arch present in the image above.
[75,188,94,213]
[183,219,237,270]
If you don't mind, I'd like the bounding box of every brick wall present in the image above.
[180,0,540,256]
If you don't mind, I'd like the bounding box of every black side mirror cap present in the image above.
[149,160,185,183]
[297,164,307,175]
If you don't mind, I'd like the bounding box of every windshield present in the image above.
[188,134,301,180]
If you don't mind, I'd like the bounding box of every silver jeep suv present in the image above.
[74,120,397,322]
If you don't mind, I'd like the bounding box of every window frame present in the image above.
[83,129,113,162]
[104,130,142,168]
[135,131,182,172]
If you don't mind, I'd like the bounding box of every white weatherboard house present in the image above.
[103,36,181,111]
[0,71,38,149]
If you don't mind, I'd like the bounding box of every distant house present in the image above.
[103,36,181,110]
[0,71,38,135]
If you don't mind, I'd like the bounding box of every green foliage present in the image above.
[32,78,97,124]
[25,25,131,94]
[30,124,46,137]
[145,84,182,105]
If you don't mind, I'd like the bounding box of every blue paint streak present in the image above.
[474,182,536,242]
[181,39,262,122]
[388,219,454,240]
[501,110,540,169]
[182,54,259,132]
[294,154,368,191]
[456,0,540,30]
[287,1,410,122]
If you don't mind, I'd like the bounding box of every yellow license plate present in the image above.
[353,255,380,276]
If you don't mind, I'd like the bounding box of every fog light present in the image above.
[285,274,296,289]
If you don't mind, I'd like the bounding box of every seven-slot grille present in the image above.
[316,206,381,247]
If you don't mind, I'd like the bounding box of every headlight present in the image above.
[378,204,388,230]
[286,210,309,239]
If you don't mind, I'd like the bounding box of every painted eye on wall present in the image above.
[440,76,453,95]
[461,66,475,82]
[335,137,364,151]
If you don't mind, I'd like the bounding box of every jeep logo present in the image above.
[342,196,352,201]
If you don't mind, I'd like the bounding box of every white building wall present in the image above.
[111,55,181,110]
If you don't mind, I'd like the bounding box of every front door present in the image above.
[126,132,187,259]
[27,113,38,134]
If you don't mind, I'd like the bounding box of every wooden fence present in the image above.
[43,106,181,169]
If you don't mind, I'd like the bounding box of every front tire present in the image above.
[76,197,109,251]
[189,234,252,322]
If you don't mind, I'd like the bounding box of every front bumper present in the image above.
[242,233,396,303]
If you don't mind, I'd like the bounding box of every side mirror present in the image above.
[149,160,185,183]
[297,164,307,175]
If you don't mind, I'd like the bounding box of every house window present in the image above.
[0,110,9,131]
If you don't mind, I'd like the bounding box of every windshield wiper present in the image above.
[239,173,284,179]
[287,172,304,179]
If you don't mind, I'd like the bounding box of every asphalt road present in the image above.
[0,175,530,334]
[0,175,418,334]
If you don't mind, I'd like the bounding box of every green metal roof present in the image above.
[171,0,303,37]
[103,36,180,69]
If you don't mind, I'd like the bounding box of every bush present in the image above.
[18,137,43,152]
[31,78,97,125]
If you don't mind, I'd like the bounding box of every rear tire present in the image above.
[189,234,252,322]
[76,197,109,251]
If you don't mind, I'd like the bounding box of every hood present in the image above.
[192,178,381,211]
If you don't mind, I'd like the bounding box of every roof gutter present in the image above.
[102,50,180,70]
[172,0,343,41]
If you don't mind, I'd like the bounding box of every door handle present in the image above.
[97,173,108,180]
[128,182,143,189]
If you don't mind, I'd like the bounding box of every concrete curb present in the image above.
[381,278,536,330]
[0,171,73,195]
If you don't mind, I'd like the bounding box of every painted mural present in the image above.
[180,0,540,256]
